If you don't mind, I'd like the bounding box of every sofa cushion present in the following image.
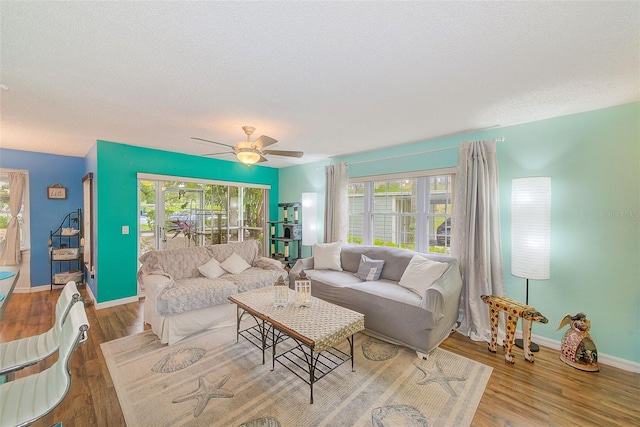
[348,279,422,307]
[398,254,448,297]
[354,254,385,281]
[220,252,251,274]
[222,267,285,293]
[207,240,260,266]
[341,245,415,281]
[139,246,212,281]
[198,257,225,279]
[307,269,363,288]
[313,241,343,271]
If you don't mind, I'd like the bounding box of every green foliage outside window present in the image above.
[0,215,8,229]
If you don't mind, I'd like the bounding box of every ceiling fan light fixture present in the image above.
[236,149,261,165]
[193,126,303,164]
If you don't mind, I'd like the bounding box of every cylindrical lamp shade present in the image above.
[302,192,318,246]
[511,177,551,280]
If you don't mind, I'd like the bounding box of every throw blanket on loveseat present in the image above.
[138,240,287,344]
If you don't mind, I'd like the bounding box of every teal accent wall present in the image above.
[279,102,639,364]
[94,140,279,304]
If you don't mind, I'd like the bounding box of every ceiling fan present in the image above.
[192,126,304,165]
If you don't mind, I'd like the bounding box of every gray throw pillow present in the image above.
[355,254,385,281]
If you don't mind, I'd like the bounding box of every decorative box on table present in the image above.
[52,247,80,260]
[54,270,83,285]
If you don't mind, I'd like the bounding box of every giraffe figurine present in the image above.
[481,295,548,364]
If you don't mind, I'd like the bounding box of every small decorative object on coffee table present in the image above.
[294,270,311,307]
[558,312,599,372]
[273,276,288,307]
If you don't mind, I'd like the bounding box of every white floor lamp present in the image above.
[511,177,551,352]
[302,192,318,254]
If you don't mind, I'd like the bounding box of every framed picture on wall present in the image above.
[47,185,67,199]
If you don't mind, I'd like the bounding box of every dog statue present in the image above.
[557,313,599,372]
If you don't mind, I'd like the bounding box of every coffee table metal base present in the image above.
[235,308,289,364]
[273,329,355,404]
[234,306,355,404]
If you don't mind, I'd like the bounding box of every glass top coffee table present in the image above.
[228,286,365,404]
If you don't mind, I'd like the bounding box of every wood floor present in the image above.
[1,288,638,427]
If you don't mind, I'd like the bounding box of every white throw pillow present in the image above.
[313,241,343,271]
[198,257,225,279]
[220,252,251,274]
[398,254,448,297]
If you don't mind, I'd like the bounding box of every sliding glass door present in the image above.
[162,186,205,250]
[138,176,269,258]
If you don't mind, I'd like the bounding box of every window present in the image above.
[0,169,30,251]
[137,174,269,256]
[348,169,454,254]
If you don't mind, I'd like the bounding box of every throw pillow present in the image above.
[198,257,225,279]
[398,254,448,297]
[313,241,343,271]
[220,252,251,274]
[355,254,385,281]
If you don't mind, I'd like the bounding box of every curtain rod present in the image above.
[345,137,505,166]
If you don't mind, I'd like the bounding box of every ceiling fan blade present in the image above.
[252,135,278,150]
[258,155,269,163]
[191,137,236,149]
[263,149,304,158]
[202,151,234,157]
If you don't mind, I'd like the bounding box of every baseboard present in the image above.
[94,295,140,310]
[82,284,139,309]
[515,331,640,373]
[85,283,97,305]
[14,283,140,310]
[15,283,84,293]
[13,284,55,293]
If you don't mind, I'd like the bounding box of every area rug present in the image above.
[101,324,492,427]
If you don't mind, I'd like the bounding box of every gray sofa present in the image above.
[138,240,287,344]
[288,244,463,356]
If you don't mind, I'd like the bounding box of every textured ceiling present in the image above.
[1,1,639,168]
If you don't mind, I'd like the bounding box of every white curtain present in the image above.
[0,172,25,265]
[452,140,505,342]
[323,162,349,243]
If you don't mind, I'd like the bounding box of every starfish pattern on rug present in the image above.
[172,374,234,417]
[414,361,466,397]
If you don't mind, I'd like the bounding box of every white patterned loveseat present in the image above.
[138,240,286,344]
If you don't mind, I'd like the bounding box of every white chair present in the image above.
[0,301,89,427]
[0,281,81,380]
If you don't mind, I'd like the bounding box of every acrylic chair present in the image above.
[0,281,81,380]
[0,300,89,427]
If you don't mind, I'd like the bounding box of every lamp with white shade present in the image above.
[511,176,551,352]
[301,192,318,248]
